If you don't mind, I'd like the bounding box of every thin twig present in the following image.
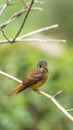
[0,5,42,29]
[66,109,73,112]
[0,0,11,16]
[17,38,66,43]
[0,9,26,29]
[32,7,43,11]
[21,0,27,6]
[11,0,35,43]
[36,89,73,122]
[18,24,59,39]
[53,91,63,98]
[0,70,73,121]
[0,38,66,44]
[34,0,44,4]
[1,29,11,42]
[0,0,18,16]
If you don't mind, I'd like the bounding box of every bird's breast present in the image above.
[31,73,48,89]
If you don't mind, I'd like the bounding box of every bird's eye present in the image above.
[39,64,42,68]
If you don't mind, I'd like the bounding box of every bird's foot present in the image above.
[32,88,38,91]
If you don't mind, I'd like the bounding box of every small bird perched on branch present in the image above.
[8,60,48,96]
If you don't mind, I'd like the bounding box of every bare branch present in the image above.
[66,109,73,112]
[34,0,44,4]
[0,2,42,29]
[36,89,73,122]
[1,29,11,42]
[0,38,66,44]
[0,0,11,16]
[18,38,66,43]
[18,24,59,39]
[53,90,63,98]
[11,0,35,42]
[0,70,73,121]
[0,71,22,83]
[0,24,66,44]
[0,9,26,29]
[21,0,27,6]
[0,2,61,44]
[0,0,43,43]
[32,7,43,11]
[0,0,18,16]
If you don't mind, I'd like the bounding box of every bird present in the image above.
[8,60,48,96]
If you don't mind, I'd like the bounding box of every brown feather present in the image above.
[8,83,23,96]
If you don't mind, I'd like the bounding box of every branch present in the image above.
[0,29,11,42]
[0,71,22,83]
[11,0,35,43]
[36,89,73,122]
[18,24,59,39]
[0,2,64,44]
[66,109,73,112]
[0,1,43,29]
[0,38,66,44]
[53,90,63,98]
[0,0,11,16]
[0,24,66,44]
[0,70,73,121]
[17,38,66,43]
[0,0,43,43]
[34,0,44,4]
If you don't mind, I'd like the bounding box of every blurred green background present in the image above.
[0,0,73,130]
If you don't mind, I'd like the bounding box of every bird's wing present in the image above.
[17,69,44,93]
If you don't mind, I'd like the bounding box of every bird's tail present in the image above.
[8,83,23,96]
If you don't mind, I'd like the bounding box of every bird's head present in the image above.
[37,60,48,70]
